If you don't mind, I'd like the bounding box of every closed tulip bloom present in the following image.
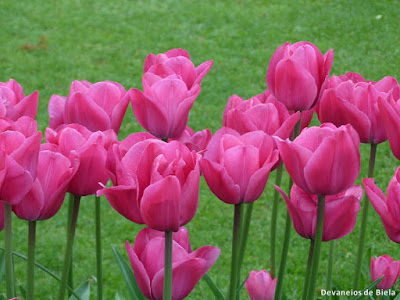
[169,126,211,152]
[363,167,400,243]
[276,184,362,241]
[200,128,279,204]
[131,78,201,139]
[48,80,131,133]
[45,124,116,196]
[266,41,333,111]
[126,227,220,300]
[371,255,400,289]
[276,123,360,195]
[318,73,399,144]
[245,270,277,300]
[0,79,38,120]
[97,133,200,231]
[143,48,213,90]
[13,144,79,221]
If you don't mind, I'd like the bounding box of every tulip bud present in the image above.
[371,255,400,289]
[245,270,277,300]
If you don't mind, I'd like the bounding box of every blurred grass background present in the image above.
[1,0,400,299]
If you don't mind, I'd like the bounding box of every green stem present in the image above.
[4,202,15,298]
[302,239,315,300]
[58,195,81,300]
[270,163,283,278]
[307,195,326,300]
[228,203,242,300]
[325,241,335,300]
[27,221,37,300]
[67,193,74,297]
[163,230,173,300]
[95,196,103,300]
[353,143,377,289]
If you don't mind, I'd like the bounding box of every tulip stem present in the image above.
[270,163,283,278]
[4,202,15,298]
[302,239,314,300]
[58,195,81,300]
[95,196,103,300]
[307,195,326,300]
[325,241,335,299]
[164,230,173,300]
[27,221,36,300]
[228,203,242,300]
[353,143,377,289]
[67,193,74,296]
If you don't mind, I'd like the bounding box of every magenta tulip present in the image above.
[318,73,399,144]
[0,201,4,231]
[143,48,213,90]
[222,94,300,139]
[245,270,277,300]
[45,124,116,196]
[200,128,279,204]
[131,77,201,139]
[13,144,79,221]
[276,184,362,241]
[48,80,131,133]
[169,126,211,152]
[0,79,38,120]
[97,133,200,231]
[126,227,220,300]
[266,41,333,111]
[371,255,400,289]
[276,123,360,195]
[363,167,400,243]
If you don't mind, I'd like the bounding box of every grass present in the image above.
[1,0,400,298]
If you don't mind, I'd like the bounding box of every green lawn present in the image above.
[1,0,400,299]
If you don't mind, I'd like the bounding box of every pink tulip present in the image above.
[222,94,300,139]
[0,79,38,121]
[276,123,360,195]
[318,73,399,144]
[0,116,39,138]
[0,128,42,205]
[126,227,220,300]
[245,270,277,300]
[131,78,201,139]
[97,133,200,231]
[266,42,333,111]
[200,128,279,204]
[13,144,79,221]
[371,255,400,289]
[45,124,116,196]
[363,167,400,243]
[169,126,211,152]
[143,48,213,90]
[0,201,4,231]
[276,184,362,241]
[48,80,131,133]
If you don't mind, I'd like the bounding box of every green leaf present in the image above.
[69,280,91,300]
[0,294,7,300]
[349,276,384,300]
[112,245,145,300]
[20,284,27,299]
[236,274,249,298]
[0,251,4,287]
[202,273,225,300]
[393,292,400,300]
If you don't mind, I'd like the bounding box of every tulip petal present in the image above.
[12,91,38,120]
[179,162,200,226]
[195,60,213,85]
[12,180,44,221]
[378,97,400,159]
[111,89,130,133]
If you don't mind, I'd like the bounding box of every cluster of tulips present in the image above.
[1,42,400,300]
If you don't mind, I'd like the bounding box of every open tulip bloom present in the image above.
[371,255,400,290]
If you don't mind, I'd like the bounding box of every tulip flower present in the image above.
[318,73,399,144]
[200,128,279,204]
[98,133,200,232]
[131,77,201,139]
[371,255,400,289]
[0,79,38,120]
[363,167,400,243]
[48,80,131,133]
[45,124,116,196]
[143,48,213,90]
[275,184,362,241]
[266,41,333,111]
[0,116,40,138]
[245,270,277,300]
[276,123,360,195]
[169,126,211,152]
[13,144,79,221]
[126,227,220,300]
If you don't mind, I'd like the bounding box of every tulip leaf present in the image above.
[0,294,6,300]
[202,273,225,300]
[112,246,146,300]
[20,284,27,299]
[69,280,91,300]
[348,276,383,300]
[0,251,4,287]
[393,292,400,300]
[236,274,249,299]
